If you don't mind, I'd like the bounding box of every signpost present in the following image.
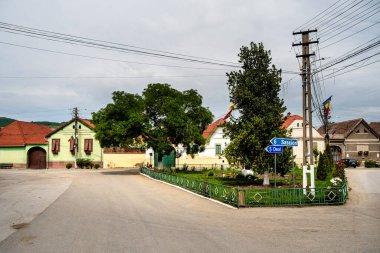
[265,145,284,188]
[270,138,298,147]
[267,138,298,188]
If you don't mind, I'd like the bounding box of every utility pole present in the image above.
[293,29,318,193]
[72,107,79,168]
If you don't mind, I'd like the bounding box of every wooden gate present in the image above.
[28,147,47,169]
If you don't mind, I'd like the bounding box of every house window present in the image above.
[215,144,222,155]
[52,139,60,154]
[297,123,299,127]
[69,138,75,154]
[84,139,93,154]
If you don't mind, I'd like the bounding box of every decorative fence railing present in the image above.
[140,168,348,208]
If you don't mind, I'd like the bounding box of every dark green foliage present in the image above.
[0,117,16,127]
[208,171,214,177]
[94,164,100,169]
[364,160,376,168]
[76,158,93,169]
[66,163,72,169]
[235,173,245,179]
[317,152,328,180]
[92,83,213,159]
[224,42,290,173]
[317,145,335,180]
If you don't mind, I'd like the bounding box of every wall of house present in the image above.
[0,145,48,168]
[177,155,228,169]
[48,121,102,168]
[103,153,146,168]
[199,126,230,158]
[343,122,380,162]
[287,119,325,165]
[0,146,26,168]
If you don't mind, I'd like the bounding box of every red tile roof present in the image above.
[0,121,52,146]
[282,115,303,129]
[202,118,225,140]
[369,122,380,135]
[46,118,95,137]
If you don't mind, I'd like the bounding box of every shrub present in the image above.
[317,152,328,180]
[208,171,214,177]
[76,158,93,169]
[66,163,72,169]
[182,164,188,171]
[333,162,346,181]
[365,160,376,168]
[235,173,245,179]
[94,164,100,169]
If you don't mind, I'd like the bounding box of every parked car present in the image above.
[340,159,358,168]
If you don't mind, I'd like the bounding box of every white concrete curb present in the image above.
[140,172,238,210]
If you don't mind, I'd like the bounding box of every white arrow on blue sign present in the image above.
[270,138,298,147]
[265,145,284,154]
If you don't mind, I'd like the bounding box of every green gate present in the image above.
[154,151,175,168]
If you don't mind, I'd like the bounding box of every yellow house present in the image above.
[46,118,103,168]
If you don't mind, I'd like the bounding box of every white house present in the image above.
[177,118,230,169]
[283,114,325,165]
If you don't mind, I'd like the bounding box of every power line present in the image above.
[319,55,380,81]
[294,0,345,31]
[320,20,380,49]
[316,2,380,39]
[0,21,237,65]
[0,41,231,71]
[0,22,241,68]
[315,40,380,73]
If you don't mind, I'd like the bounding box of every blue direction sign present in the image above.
[265,145,284,154]
[270,138,298,147]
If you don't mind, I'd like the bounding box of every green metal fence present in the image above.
[140,168,348,208]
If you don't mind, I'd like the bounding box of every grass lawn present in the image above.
[162,168,332,188]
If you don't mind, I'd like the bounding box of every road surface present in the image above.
[0,168,379,253]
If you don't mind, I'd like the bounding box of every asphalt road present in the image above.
[0,168,379,253]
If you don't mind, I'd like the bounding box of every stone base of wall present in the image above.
[49,161,103,169]
[0,163,26,169]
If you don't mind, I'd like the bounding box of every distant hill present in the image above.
[0,117,16,127]
[0,117,62,129]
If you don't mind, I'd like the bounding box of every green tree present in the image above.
[92,83,213,161]
[224,42,291,174]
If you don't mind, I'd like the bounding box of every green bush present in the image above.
[76,158,93,169]
[317,152,328,180]
[66,163,72,169]
[208,171,214,177]
[365,160,376,168]
[94,164,100,169]
[235,173,245,179]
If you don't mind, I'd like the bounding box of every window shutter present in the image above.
[52,139,60,154]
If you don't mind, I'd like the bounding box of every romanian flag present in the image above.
[322,96,332,118]
[222,102,235,120]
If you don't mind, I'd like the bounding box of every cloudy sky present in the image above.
[0,0,379,126]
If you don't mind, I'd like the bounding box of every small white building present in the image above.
[283,114,325,165]
[177,118,230,168]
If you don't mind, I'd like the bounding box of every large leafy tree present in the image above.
[92,83,213,159]
[224,42,291,174]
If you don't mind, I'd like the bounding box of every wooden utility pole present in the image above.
[72,107,79,168]
[293,29,318,192]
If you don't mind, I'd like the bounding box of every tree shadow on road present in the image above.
[101,169,140,175]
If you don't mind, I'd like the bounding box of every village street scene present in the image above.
[0,0,379,252]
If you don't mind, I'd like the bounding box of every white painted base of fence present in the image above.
[139,172,237,210]
[303,165,315,195]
